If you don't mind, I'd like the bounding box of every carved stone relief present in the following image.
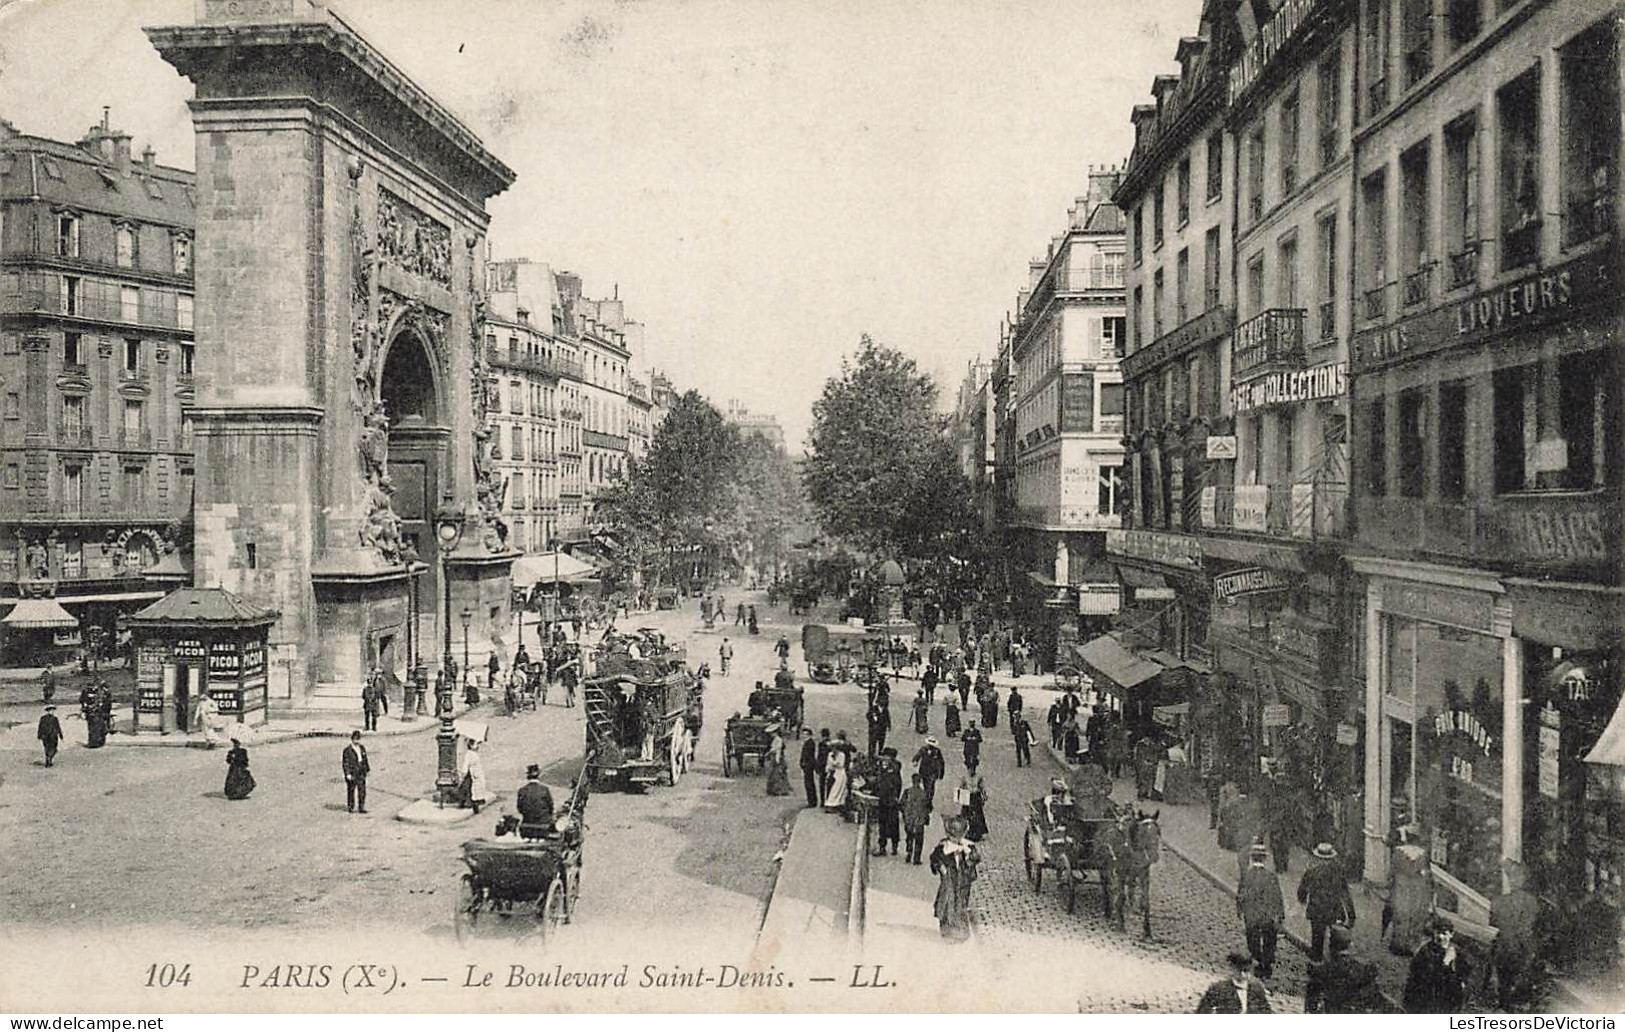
[377,188,452,288]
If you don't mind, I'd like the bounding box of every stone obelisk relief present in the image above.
[148,0,516,710]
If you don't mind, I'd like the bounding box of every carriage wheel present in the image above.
[454,874,480,944]
[669,738,683,785]
[1023,828,1043,892]
[541,875,567,939]
[1058,853,1077,914]
[566,855,583,922]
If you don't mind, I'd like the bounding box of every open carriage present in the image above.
[1022,767,1163,935]
[454,766,589,944]
[583,656,696,790]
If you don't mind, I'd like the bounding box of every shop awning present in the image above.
[1584,697,1625,766]
[512,552,596,585]
[2,598,80,630]
[1074,633,1165,691]
[1118,565,1176,601]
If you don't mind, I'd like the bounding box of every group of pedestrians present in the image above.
[797,727,857,814]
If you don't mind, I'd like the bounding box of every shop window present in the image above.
[1438,380,1468,500]
[1498,68,1542,270]
[1186,354,1202,419]
[1366,398,1387,496]
[1206,130,1223,201]
[1560,21,1619,246]
[1397,387,1428,497]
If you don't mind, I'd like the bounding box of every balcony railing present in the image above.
[1448,248,1479,290]
[486,344,583,381]
[1402,264,1433,308]
[119,427,151,449]
[1363,285,1387,321]
[1355,490,1616,571]
[0,290,188,330]
[560,407,584,422]
[1231,308,1306,379]
[1202,482,1347,540]
[582,429,629,451]
[62,425,95,448]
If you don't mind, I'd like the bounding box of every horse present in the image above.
[1097,807,1161,937]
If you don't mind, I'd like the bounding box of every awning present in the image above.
[1074,634,1165,691]
[1118,565,1176,601]
[2,598,80,630]
[1584,696,1625,766]
[511,552,596,585]
[56,591,168,605]
[1153,702,1190,726]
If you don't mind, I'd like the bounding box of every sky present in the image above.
[0,0,1202,453]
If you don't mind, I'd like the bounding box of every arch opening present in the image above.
[379,330,440,427]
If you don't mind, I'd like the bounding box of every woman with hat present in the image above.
[944,693,961,739]
[1403,916,1469,1012]
[956,770,988,842]
[460,737,493,814]
[929,814,980,942]
[224,737,256,800]
[764,725,792,797]
[911,689,930,735]
[823,732,850,813]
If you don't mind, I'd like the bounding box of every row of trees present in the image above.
[593,390,806,591]
[801,335,995,613]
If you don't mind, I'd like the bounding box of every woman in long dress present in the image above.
[944,696,962,738]
[930,815,980,942]
[461,738,493,814]
[765,729,792,796]
[912,691,929,734]
[823,740,850,812]
[958,773,988,841]
[223,738,255,800]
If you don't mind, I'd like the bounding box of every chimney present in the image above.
[1028,258,1046,290]
[1086,166,1123,210]
[0,117,16,144]
[141,144,155,170]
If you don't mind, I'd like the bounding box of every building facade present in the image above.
[626,375,652,462]
[1346,0,1623,957]
[1005,168,1130,660]
[723,399,787,452]
[572,294,633,529]
[1,114,197,659]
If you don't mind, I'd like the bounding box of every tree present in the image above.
[804,335,953,557]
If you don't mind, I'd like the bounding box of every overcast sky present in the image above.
[1,0,1201,452]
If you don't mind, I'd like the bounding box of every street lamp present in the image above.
[433,514,463,806]
[461,606,473,704]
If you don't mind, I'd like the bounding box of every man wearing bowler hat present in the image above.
[1237,840,1285,977]
[37,705,63,767]
[517,763,555,838]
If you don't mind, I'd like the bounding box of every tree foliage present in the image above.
[803,335,978,563]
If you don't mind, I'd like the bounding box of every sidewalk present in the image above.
[103,700,485,749]
[753,807,861,974]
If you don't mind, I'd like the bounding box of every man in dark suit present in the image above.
[517,763,555,838]
[1298,842,1356,960]
[1237,842,1285,977]
[361,668,388,731]
[37,705,63,767]
[342,730,370,813]
[1195,952,1273,1013]
[798,728,819,808]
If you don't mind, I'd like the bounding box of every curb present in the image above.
[104,703,487,750]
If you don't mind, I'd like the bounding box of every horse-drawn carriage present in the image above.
[724,673,804,775]
[455,763,589,944]
[801,623,890,684]
[1022,767,1162,936]
[583,656,697,790]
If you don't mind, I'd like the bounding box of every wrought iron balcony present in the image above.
[1565,191,1615,247]
[1402,264,1433,308]
[1202,482,1347,540]
[1363,285,1387,321]
[1231,308,1306,379]
[1503,220,1541,269]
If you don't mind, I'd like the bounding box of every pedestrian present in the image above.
[872,748,902,857]
[929,814,980,943]
[342,730,370,813]
[765,726,792,797]
[748,606,759,634]
[37,705,63,767]
[1403,917,1470,1013]
[1264,776,1298,873]
[866,693,891,757]
[961,719,983,775]
[957,771,987,841]
[1298,842,1356,961]
[1305,925,1383,1013]
[1237,841,1284,978]
[921,664,938,705]
[944,694,961,738]
[1134,731,1163,799]
[1047,699,1064,749]
[823,732,850,813]
[461,737,492,814]
[486,652,501,695]
[39,665,55,704]
[224,737,256,800]
[798,728,820,807]
[701,595,713,625]
[911,689,929,734]
[362,669,388,731]
[914,736,946,807]
[719,637,733,676]
[1063,715,1082,764]
[1106,717,1130,779]
[775,634,789,663]
[1007,686,1023,721]
[1011,711,1033,767]
[901,773,931,865]
[736,601,746,626]
[1491,861,1540,1011]
[816,728,832,801]
[956,669,971,710]
[1195,952,1274,1013]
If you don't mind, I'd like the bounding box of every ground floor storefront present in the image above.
[1352,556,1624,973]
